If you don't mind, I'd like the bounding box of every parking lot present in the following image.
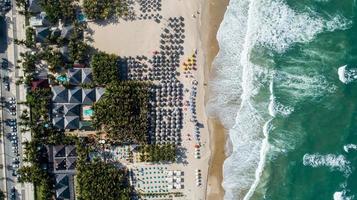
[1,56,23,200]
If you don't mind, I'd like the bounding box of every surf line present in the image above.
[238,0,274,198]
[243,80,274,200]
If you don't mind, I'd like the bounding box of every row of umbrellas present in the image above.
[138,0,162,13]
[189,84,201,145]
[123,17,186,145]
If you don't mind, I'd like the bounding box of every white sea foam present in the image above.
[269,129,304,155]
[275,71,337,101]
[326,15,352,31]
[253,1,351,53]
[206,0,352,199]
[303,153,351,175]
[334,192,345,200]
[338,65,357,84]
[269,98,294,117]
[314,0,330,2]
[268,77,295,117]
[268,81,275,117]
[243,119,272,200]
[338,65,348,83]
[343,144,357,153]
[333,191,354,200]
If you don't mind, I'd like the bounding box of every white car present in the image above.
[8,97,16,104]
[4,82,9,90]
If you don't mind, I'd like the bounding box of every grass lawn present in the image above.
[34,184,44,200]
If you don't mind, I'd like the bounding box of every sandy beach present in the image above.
[86,0,229,199]
[200,0,230,199]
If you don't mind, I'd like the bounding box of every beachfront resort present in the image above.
[12,0,209,199]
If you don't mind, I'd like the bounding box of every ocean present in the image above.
[206,0,357,199]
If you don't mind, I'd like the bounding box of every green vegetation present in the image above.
[15,0,27,9]
[26,88,52,122]
[39,0,77,23]
[77,159,131,200]
[18,165,48,185]
[39,48,66,72]
[93,81,150,143]
[0,190,4,200]
[68,24,92,63]
[91,52,120,85]
[18,52,42,85]
[18,165,53,200]
[18,140,53,200]
[19,109,31,132]
[18,107,77,200]
[68,39,90,62]
[82,0,127,20]
[139,144,176,163]
[26,27,35,46]
[19,52,37,74]
[14,0,29,14]
[19,85,76,199]
[14,27,35,48]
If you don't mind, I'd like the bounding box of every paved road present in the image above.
[1,57,22,200]
[0,4,24,199]
[1,40,22,200]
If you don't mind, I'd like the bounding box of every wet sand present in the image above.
[200,0,230,199]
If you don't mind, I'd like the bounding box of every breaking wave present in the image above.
[333,191,354,200]
[206,0,352,199]
[303,153,351,176]
[343,144,357,153]
[338,65,357,84]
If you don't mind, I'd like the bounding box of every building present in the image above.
[28,0,42,13]
[47,145,77,173]
[55,174,73,200]
[67,68,93,85]
[52,86,104,130]
[29,12,48,27]
[35,27,50,43]
[51,68,105,130]
[61,25,74,39]
[47,145,77,200]
[31,79,49,91]
[60,45,70,62]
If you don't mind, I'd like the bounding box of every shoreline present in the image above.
[200,0,230,199]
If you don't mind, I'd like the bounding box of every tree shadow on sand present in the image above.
[176,146,188,165]
[90,16,121,27]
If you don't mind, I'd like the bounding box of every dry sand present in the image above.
[87,20,161,57]
[86,0,230,199]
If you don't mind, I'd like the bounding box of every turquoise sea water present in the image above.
[207,0,357,199]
